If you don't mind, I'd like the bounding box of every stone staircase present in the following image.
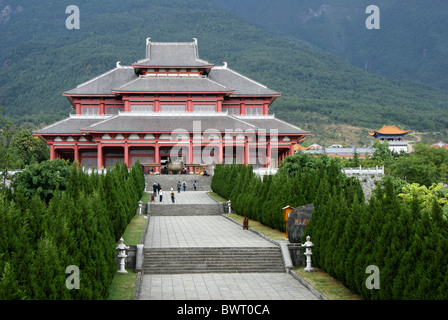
[145,175,212,192]
[149,204,221,216]
[141,173,286,276]
[143,247,285,274]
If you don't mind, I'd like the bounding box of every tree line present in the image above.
[0,159,145,299]
[211,154,448,299]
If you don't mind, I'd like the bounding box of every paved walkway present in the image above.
[145,215,277,248]
[137,180,320,300]
[138,273,318,300]
[152,190,217,205]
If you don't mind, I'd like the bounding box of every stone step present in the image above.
[145,175,213,192]
[143,247,285,274]
[149,204,220,216]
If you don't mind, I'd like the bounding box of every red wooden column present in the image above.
[187,99,193,113]
[74,143,80,167]
[97,142,103,169]
[50,144,56,160]
[262,103,269,115]
[244,138,249,165]
[266,142,271,168]
[100,102,106,115]
[289,144,295,156]
[219,136,224,164]
[124,143,130,168]
[154,138,160,173]
[124,99,131,112]
[188,138,194,173]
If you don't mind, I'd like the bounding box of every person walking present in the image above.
[153,183,158,196]
[182,180,186,191]
[159,188,163,202]
[177,181,181,193]
[193,180,197,191]
[157,183,161,195]
[171,190,175,203]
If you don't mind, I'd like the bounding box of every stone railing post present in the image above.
[301,236,315,272]
[227,200,231,214]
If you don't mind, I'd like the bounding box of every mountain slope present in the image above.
[0,0,447,145]
[213,0,448,90]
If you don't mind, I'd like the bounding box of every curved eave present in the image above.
[111,90,235,95]
[369,130,410,136]
[131,65,215,69]
[229,93,281,97]
[63,93,116,97]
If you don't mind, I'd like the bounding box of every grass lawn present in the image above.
[140,191,151,203]
[108,271,138,300]
[207,191,228,203]
[120,213,148,245]
[293,267,362,300]
[224,213,286,241]
[109,192,149,300]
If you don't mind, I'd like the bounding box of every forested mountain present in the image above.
[213,0,448,90]
[1,0,447,145]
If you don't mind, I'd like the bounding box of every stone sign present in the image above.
[286,203,314,243]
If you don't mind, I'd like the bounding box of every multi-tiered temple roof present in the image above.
[369,125,410,153]
[35,38,309,171]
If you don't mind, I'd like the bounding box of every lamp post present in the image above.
[116,237,129,274]
[301,236,315,272]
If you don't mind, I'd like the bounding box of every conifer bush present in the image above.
[0,160,145,299]
[211,154,448,299]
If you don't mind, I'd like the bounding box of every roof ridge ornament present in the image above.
[222,62,227,68]
[146,37,151,59]
[116,61,121,68]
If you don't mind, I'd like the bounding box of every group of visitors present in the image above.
[153,180,198,204]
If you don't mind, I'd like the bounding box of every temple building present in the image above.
[34,38,309,173]
[431,141,448,149]
[368,125,410,153]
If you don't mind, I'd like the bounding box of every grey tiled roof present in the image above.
[83,114,257,133]
[113,76,232,93]
[133,42,213,67]
[35,114,308,136]
[209,66,280,96]
[34,117,111,135]
[239,117,309,135]
[64,67,137,95]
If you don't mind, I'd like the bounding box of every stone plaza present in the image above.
[132,175,323,300]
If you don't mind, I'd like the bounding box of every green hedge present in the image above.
[0,160,145,299]
[211,154,448,299]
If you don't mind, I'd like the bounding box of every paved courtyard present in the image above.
[138,272,319,300]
